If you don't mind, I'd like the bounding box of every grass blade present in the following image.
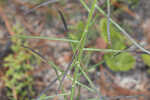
[14,35,79,43]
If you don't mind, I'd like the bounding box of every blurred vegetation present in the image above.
[1,0,150,99]
[112,0,139,5]
[3,24,40,100]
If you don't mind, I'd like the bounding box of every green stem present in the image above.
[70,0,98,100]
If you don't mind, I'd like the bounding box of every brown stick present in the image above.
[0,6,14,35]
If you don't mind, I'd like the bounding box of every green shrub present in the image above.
[3,24,37,100]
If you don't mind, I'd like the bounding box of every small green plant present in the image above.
[3,24,37,100]
[100,18,136,71]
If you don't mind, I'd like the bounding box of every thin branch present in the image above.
[36,78,58,100]
[21,45,58,99]
[95,5,150,55]
[22,45,47,62]
[57,50,79,90]
[0,6,15,35]
[57,9,68,32]
[24,0,59,14]
[107,0,111,44]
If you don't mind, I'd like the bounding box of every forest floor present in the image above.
[1,0,150,100]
